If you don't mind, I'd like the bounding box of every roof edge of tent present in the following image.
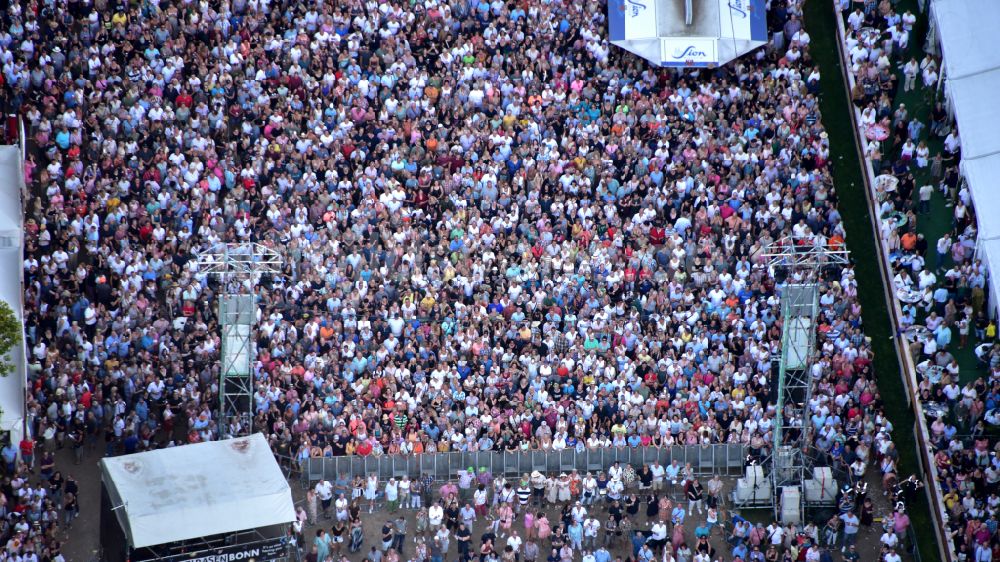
[103,434,296,549]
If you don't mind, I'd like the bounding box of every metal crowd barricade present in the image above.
[303,444,748,488]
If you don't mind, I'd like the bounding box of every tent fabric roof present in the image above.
[101,434,296,549]
[960,156,1000,242]
[933,0,1000,161]
[932,0,1000,315]
[981,240,1000,317]
[0,147,25,435]
[931,0,1000,80]
[946,69,1000,161]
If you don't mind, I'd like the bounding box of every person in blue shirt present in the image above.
[594,546,612,562]
[0,443,15,473]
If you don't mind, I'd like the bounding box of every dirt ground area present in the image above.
[55,445,908,562]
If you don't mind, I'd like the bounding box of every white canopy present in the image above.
[0,147,25,446]
[980,240,1000,318]
[945,69,1000,161]
[931,0,1000,315]
[960,157,1000,242]
[933,0,1000,160]
[931,0,1000,80]
[101,434,296,549]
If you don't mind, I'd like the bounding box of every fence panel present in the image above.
[305,444,747,484]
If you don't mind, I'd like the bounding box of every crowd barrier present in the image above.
[832,6,952,562]
[303,444,748,485]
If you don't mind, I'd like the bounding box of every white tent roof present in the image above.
[980,240,1000,317]
[0,147,25,439]
[932,0,1000,161]
[960,156,1000,242]
[931,0,1000,80]
[101,434,296,549]
[931,0,1000,317]
[945,69,1000,161]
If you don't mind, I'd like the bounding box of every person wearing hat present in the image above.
[530,471,546,507]
[516,477,532,511]
[458,466,474,503]
[607,472,624,503]
[385,476,399,513]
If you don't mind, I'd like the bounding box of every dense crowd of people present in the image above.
[302,466,878,562]
[0,0,923,558]
[837,1,1000,562]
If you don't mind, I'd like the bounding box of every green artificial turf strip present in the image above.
[802,2,939,562]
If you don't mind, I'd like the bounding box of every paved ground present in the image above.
[55,447,904,562]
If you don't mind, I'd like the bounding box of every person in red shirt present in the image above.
[19,437,34,473]
[175,90,194,108]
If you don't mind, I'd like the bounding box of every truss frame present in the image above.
[196,243,283,439]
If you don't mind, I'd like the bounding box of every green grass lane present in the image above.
[801,2,939,561]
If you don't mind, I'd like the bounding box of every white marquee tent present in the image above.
[0,146,25,447]
[931,0,1000,314]
[101,434,296,549]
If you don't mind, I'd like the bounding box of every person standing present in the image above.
[385,477,399,513]
[919,183,934,215]
[686,479,704,515]
[381,521,395,552]
[903,57,919,92]
[314,530,331,562]
[651,462,666,493]
[19,436,34,473]
[316,480,334,519]
[365,473,379,513]
[839,511,860,551]
[63,491,79,529]
[399,476,411,510]
[429,501,444,533]
[393,516,407,554]
[305,488,318,525]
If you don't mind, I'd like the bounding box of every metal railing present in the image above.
[302,444,747,485]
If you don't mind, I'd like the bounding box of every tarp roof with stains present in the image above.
[100,434,296,549]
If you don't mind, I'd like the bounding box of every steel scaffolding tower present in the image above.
[760,236,850,524]
[196,243,283,439]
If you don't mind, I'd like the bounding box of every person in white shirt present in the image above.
[582,473,598,506]
[474,485,489,517]
[608,462,624,482]
[650,520,668,551]
[847,8,865,31]
[584,517,601,549]
[901,9,917,31]
[650,462,666,492]
[385,478,399,512]
[766,522,785,547]
[315,480,334,519]
[571,502,588,523]
[607,476,624,501]
[507,530,523,554]
[880,530,899,549]
[428,501,444,531]
[903,58,919,92]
